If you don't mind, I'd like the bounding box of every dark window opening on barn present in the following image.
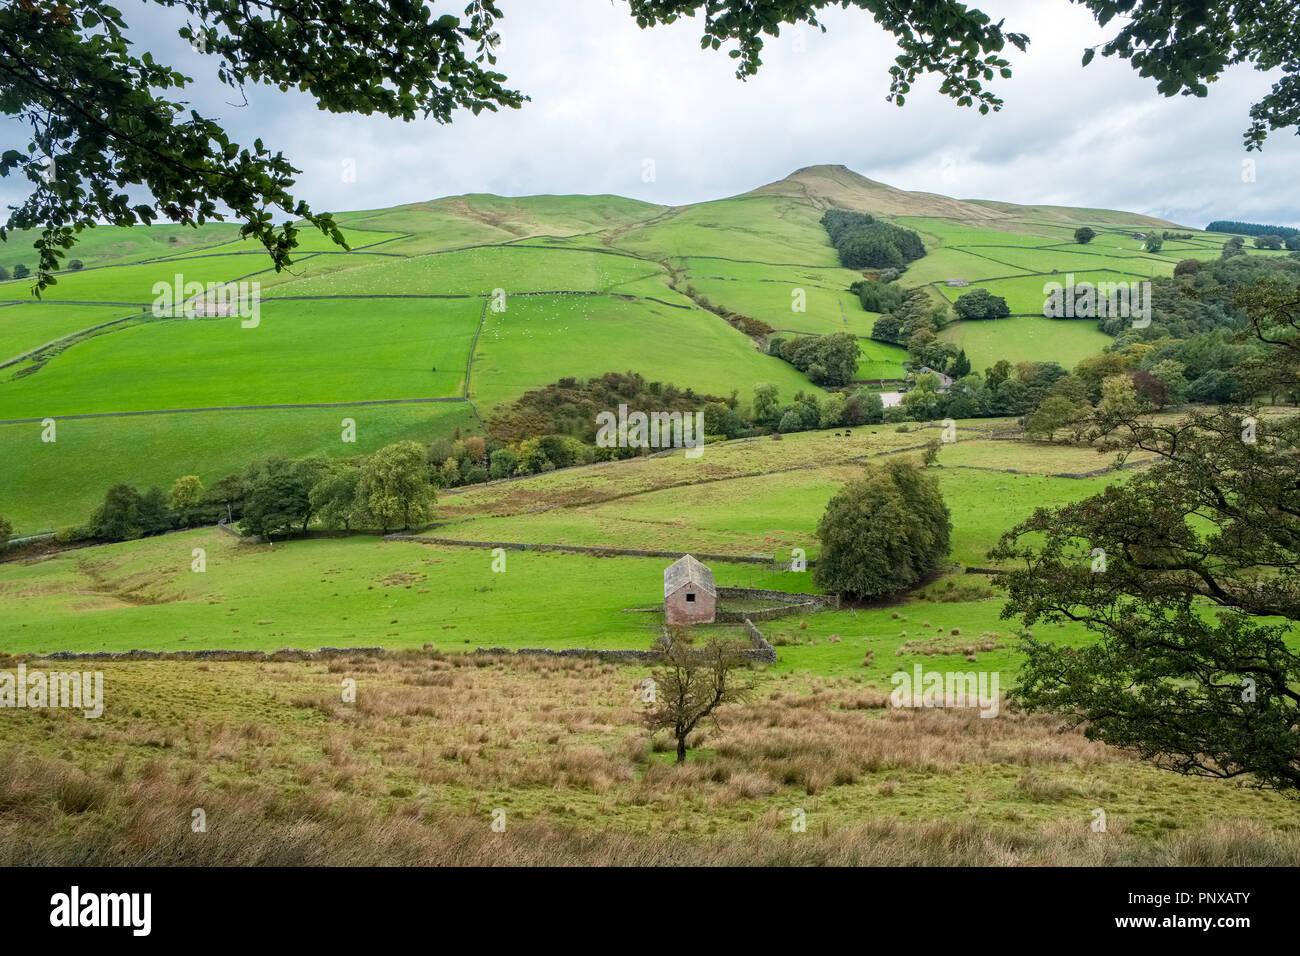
[686,593,696,602]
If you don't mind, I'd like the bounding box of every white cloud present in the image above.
[3,0,1297,229]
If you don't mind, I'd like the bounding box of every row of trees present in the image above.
[0,259,82,280]
[820,210,926,271]
[1214,235,1300,259]
[751,382,885,434]
[1206,220,1300,240]
[869,287,971,375]
[878,349,1199,429]
[765,332,860,387]
[487,371,725,445]
[69,441,438,543]
[1076,226,1193,246]
[1252,234,1300,251]
[49,377,907,544]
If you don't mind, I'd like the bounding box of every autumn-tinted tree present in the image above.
[643,631,753,764]
[166,474,205,524]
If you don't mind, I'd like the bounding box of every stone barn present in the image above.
[663,554,716,625]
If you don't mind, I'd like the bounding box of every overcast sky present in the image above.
[7,0,1300,228]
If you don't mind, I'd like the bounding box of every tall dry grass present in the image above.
[0,651,1295,865]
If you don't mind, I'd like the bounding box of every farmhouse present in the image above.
[916,366,956,392]
[664,554,716,625]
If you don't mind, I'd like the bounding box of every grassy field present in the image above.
[3,408,1299,863]
[469,292,815,412]
[0,402,480,534]
[614,196,842,264]
[940,315,1114,369]
[2,651,1298,865]
[0,303,140,363]
[0,424,1129,656]
[3,171,1267,537]
[0,222,243,272]
[0,298,483,420]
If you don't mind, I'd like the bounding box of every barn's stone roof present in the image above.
[664,554,715,597]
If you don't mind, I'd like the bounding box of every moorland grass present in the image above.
[0,652,1296,865]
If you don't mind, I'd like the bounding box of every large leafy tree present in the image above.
[88,482,143,540]
[814,457,952,598]
[356,440,436,532]
[239,461,312,537]
[990,279,1300,790]
[6,1,1298,291]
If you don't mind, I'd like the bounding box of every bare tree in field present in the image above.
[644,630,753,764]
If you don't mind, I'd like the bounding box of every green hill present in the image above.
[0,165,1254,534]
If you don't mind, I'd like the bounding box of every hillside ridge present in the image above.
[745,162,1182,228]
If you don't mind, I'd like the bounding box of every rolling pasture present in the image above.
[3,173,1299,864]
[0,423,1132,667]
[0,164,1274,543]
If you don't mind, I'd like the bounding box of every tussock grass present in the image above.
[0,653,1297,865]
[897,631,1004,658]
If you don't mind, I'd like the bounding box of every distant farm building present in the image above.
[945,278,969,287]
[664,555,716,625]
[916,366,956,392]
[191,300,236,317]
